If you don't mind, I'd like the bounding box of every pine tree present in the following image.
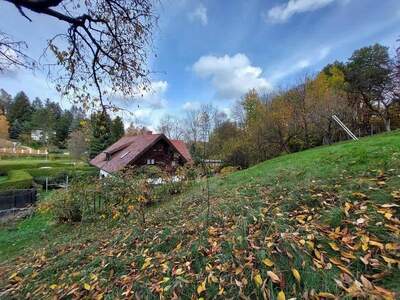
[8,91,32,125]
[55,111,73,148]
[111,116,125,142]
[89,112,113,158]
[9,119,22,140]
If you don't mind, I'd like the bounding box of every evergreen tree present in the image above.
[89,111,113,158]
[111,116,125,142]
[0,89,12,115]
[70,105,86,130]
[8,91,32,125]
[9,119,22,140]
[31,97,43,111]
[54,111,73,148]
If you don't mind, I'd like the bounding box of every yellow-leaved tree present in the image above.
[0,114,9,139]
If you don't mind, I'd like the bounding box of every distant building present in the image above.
[31,130,54,142]
[90,132,192,177]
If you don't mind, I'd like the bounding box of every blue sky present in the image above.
[1,0,399,129]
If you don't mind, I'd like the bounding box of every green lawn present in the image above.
[0,176,6,184]
[1,131,399,299]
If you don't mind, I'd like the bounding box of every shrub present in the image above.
[0,170,33,190]
[49,166,191,224]
[27,166,97,185]
[52,189,83,222]
[225,148,250,169]
[219,166,238,176]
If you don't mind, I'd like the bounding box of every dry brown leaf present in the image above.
[267,271,280,283]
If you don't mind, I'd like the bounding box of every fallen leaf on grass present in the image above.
[254,274,263,286]
[277,290,286,300]
[318,292,336,299]
[329,242,340,251]
[262,258,274,267]
[197,279,206,294]
[291,268,301,283]
[267,271,280,283]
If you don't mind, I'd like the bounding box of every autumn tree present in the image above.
[68,129,88,160]
[305,68,352,144]
[1,0,157,110]
[208,121,240,159]
[0,114,9,139]
[125,123,149,136]
[242,90,270,163]
[264,93,298,154]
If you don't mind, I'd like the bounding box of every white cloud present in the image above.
[136,80,168,109]
[192,53,272,99]
[188,4,208,26]
[268,46,331,81]
[107,80,168,109]
[183,101,201,110]
[265,0,342,23]
[318,46,331,60]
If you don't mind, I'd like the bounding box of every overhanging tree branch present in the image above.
[0,0,157,112]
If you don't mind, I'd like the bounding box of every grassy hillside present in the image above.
[1,132,400,299]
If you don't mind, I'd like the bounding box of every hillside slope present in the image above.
[1,132,400,299]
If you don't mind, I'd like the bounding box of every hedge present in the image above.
[28,167,97,186]
[0,170,33,190]
[26,166,96,178]
[0,161,78,175]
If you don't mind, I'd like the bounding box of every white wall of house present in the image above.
[100,169,111,178]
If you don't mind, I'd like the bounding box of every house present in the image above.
[89,132,192,177]
[31,130,55,142]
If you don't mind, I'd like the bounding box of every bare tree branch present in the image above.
[0,31,34,71]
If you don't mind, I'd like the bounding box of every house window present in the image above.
[147,159,155,165]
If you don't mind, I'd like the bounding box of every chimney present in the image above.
[105,152,111,161]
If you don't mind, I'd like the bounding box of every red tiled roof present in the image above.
[90,134,192,173]
[171,140,193,163]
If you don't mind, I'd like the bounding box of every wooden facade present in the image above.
[133,139,186,172]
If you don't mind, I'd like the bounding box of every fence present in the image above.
[0,189,37,211]
[0,147,48,156]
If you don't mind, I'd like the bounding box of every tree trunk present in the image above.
[383,117,391,132]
